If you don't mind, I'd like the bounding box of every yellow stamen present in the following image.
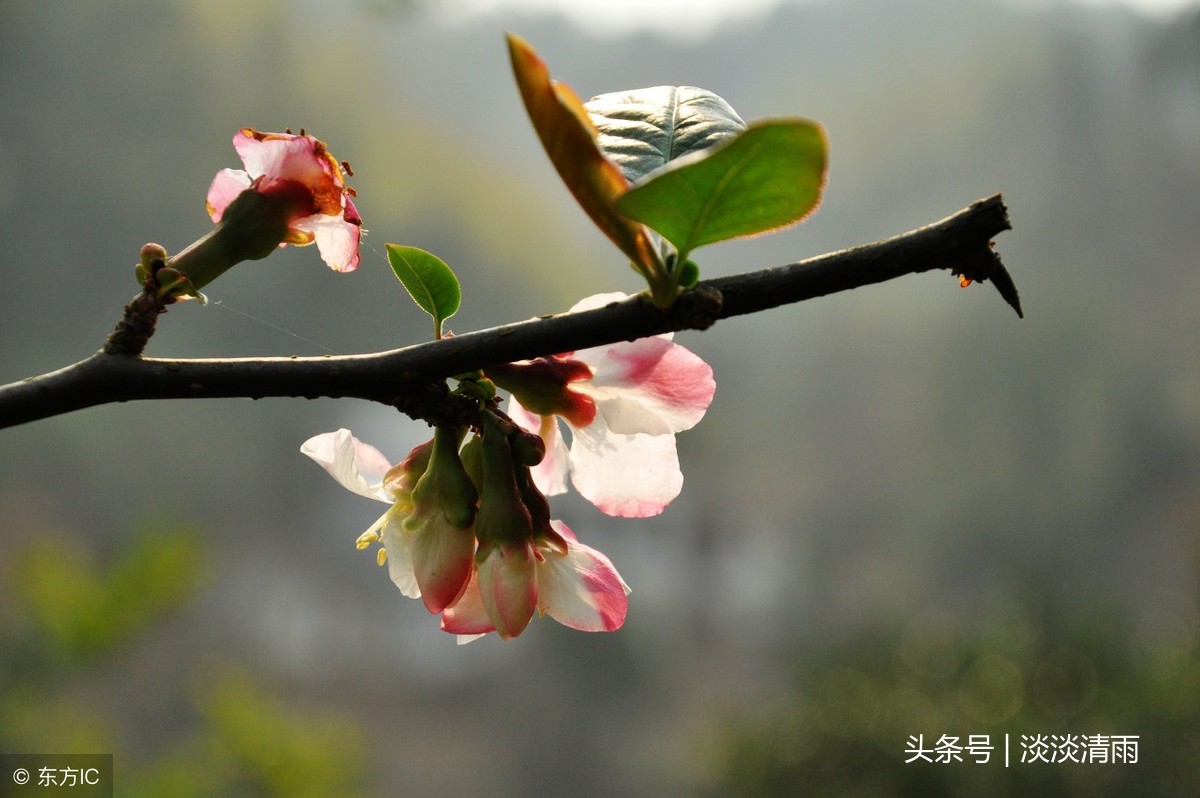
[356,529,380,549]
[376,548,388,567]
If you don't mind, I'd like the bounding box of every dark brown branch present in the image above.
[0,195,1017,430]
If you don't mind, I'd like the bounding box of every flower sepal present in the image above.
[487,358,596,427]
[164,185,316,296]
[402,426,478,613]
[382,439,435,508]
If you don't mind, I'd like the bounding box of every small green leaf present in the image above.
[385,244,461,338]
[585,86,747,185]
[615,119,828,263]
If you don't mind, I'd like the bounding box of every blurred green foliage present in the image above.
[704,593,1200,796]
[0,520,368,797]
[15,520,204,660]
[126,666,368,798]
[1,1,1198,794]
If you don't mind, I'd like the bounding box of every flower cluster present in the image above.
[303,294,715,642]
[303,418,629,643]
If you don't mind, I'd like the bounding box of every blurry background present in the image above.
[2,0,1198,794]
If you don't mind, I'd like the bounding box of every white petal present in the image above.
[379,516,421,599]
[569,293,674,349]
[537,523,629,632]
[507,396,570,496]
[300,429,392,502]
[205,168,252,222]
[292,209,361,273]
[578,337,715,435]
[567,417,682,518]
[567,291,636,314]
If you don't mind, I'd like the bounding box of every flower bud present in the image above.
[474,413,534,547]
[402,426,477,613]
[509,426,546,468]
[472,413,538,636]
[135,243,168,286]
[383,439,435,510]
[486,358,596,428]
[474,537,537,639]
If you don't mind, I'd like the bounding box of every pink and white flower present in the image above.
[207,128,362,272]
[441,520,630,642]
[491,293,716,518]
[301,428,476,614]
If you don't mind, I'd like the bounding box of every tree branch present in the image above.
[0,195,1017,430]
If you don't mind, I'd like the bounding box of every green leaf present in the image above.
[585,86,747,185]
[385,244,461,338]
[615,119,828,262]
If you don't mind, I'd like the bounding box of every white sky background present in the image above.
[442,0,1200,39]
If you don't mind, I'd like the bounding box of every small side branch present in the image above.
[0,195,1017,430]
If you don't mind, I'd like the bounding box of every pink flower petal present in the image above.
[537,521,629,632]
[578,336,715,435]
[300,429,393,502]
[292,209,361,272]
[233,129,327,190]
[231,129,274,174]
[567,418,682,518]
[508,397,570,497]
[477,542,538,639]
[408,518,475,614]
[552,520,579,543]
[343,194,362,226]
[441,571,495,635]
[205,168,252,222]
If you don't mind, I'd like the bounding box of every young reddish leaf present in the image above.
[506,34,665,290]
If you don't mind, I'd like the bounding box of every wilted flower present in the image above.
[162,128,362,297]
